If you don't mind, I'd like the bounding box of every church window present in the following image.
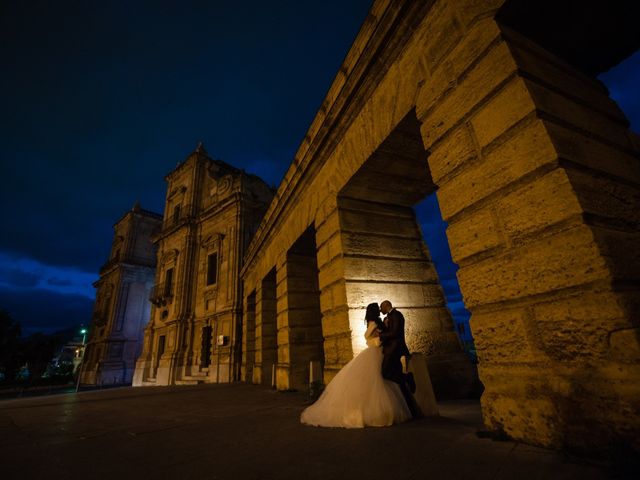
[207,253,218,286]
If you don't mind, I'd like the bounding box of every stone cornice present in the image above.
[241,0,434,278]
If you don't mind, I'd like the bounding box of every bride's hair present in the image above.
[365,302,384,330]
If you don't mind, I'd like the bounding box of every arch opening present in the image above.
[337,109,479,399]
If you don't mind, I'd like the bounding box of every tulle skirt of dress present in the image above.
[300,346,411,428]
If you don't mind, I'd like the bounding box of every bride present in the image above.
[300,302,412,428]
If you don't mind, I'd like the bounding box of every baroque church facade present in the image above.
[132,144,273,386]
[81,203,162,385]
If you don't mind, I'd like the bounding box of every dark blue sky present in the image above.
[1,1,638,336]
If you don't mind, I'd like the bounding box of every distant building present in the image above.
[80,203,162,385]
[133,144,273,386]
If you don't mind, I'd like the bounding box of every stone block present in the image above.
[427,123,477,185]
[545,122,640,186]
[280,292,321,312]
[437,119,557,221]
[315,210,341,247]
[416,17,502,117]
[457,225,610,307]
[496,168,583,243]
[404,306,454,332]
[592,227,640,281]
[532,296,626,362]
[419,41,518,149]
[610,328,640,364]
[326,234,343,263]
[446,208,503,263]
[321,310,351,338]
[526,80,631,150]
[322,333,353,367]
[471,307,540,364]
[316,243,331,268]
[342,231,426,258]
[507,41,626,123]
[284,255,318,278]
[407,329,462,356]
[481,392,559,447]
[453,0,505,28]
[343,256,439,283]
[566,168,640,228]
[339,197,415,218]
[277,341,290,364]
[319,287,332,314]
[340,209,419,238]
[470,77,536,148]
[318,257,345,289]
[275,366,291,390]
[420,0,463,72]
[346,281,445,309]
[319,281,348,314]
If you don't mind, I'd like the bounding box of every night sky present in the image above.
[1,1,638,337]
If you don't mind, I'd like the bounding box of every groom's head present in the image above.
[380,300,393,315]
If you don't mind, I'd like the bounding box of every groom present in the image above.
[379,300,420,418]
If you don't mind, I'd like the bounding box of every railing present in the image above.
[149,281,174,306]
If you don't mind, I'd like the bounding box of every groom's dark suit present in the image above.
[379,308,419,417]
[379,308,410,384]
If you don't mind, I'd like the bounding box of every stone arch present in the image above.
[336,109,478,398]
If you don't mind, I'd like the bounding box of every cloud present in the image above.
[0,287,94,336]
[0,267,41,288]
[0,252,96,299]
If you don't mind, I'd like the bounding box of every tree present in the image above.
[21,333,58,380]
[0,310,22,382]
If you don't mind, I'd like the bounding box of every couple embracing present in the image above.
[301,300,423,428]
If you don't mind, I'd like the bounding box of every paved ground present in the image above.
[0,384,631,479]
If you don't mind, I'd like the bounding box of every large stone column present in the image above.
[337,196,477,398]
[253,270,277,385]
[275,244,323,391]
[415,2,640,450]
[241,291,256,382]
[315,196,353,384]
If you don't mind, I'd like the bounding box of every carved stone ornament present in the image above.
[200,233,224,250]
[217,175,233,195]
[159,249,179,266]
[203,288,218,300]
[168,185,187,200]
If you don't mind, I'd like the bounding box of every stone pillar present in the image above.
[132,324,154,386]
[254,270,277,385]
[338,196,477,398]
[415,3,640,450]
[275,250,323,391]
[315,197,352,384]
[241,291,256,382]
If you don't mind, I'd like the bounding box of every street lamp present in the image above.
[75,327,88,393]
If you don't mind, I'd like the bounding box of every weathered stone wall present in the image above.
[253,270,277,385]
[83,206,160,386]
[241,0,640,453]
[133,147,273,386]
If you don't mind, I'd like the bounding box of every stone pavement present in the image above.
[0,384,629,479]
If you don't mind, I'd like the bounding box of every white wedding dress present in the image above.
[300,321,411,428]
